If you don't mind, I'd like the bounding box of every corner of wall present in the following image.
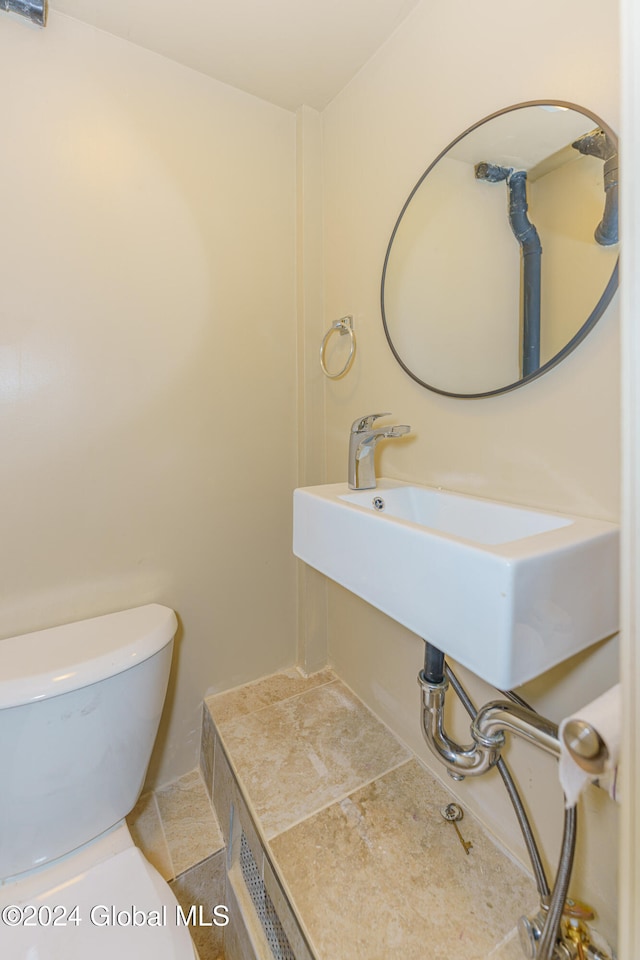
[295,104,329,673]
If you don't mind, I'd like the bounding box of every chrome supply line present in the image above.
[418,644,612,960]
[444,664,551,903]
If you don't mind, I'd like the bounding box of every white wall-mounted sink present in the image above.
[293,479,619,689]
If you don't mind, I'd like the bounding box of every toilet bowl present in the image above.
[0,823,197,959]
[0,604,198,960]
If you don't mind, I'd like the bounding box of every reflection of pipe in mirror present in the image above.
[0,0,47,26]
[571,128,618,246]
[474,162,542,378]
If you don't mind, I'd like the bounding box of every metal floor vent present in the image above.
[239,832,296,960]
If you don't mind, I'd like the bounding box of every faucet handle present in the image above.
[351,413,391,433]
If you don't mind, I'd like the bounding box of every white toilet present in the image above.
[0,604,198,960]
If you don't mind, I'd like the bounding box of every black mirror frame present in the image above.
[380,100,619,399]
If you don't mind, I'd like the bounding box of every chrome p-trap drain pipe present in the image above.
[417,643,613,960]
[418,671,561,781]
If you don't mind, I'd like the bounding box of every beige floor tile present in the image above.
[487,928,529,959]
[269,759,538,960]
[156,769,224,876]
[206,667,335,727]
[216,680,410,838]
[170,850,227,960]
[126,791,173,881]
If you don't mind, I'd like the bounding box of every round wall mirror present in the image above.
[381,101,619,398]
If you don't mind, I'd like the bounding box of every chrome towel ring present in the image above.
[320,316,356,379]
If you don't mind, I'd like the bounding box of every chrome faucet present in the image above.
[348,413,411,490]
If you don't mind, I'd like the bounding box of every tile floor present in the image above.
[127,768,226,960]
[128,768,223,882]
[203,668,539,960]
[128,666,540,959]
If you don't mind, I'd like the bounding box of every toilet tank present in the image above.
[0,604,177,880]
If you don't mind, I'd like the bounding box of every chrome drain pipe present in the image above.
[418,670,561,779]
[418,672,502,778]
[417,649,589,960]
[473,698,561,760]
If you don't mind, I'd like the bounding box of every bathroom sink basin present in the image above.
[293,479,619,688]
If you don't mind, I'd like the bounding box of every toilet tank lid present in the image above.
[0,604,178,709]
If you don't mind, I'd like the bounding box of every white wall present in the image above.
[0,12,298,787]
[319,0,620,945]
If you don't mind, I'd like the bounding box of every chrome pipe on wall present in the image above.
[0,0,47,26]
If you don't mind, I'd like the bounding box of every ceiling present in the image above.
[50,0,421,111]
